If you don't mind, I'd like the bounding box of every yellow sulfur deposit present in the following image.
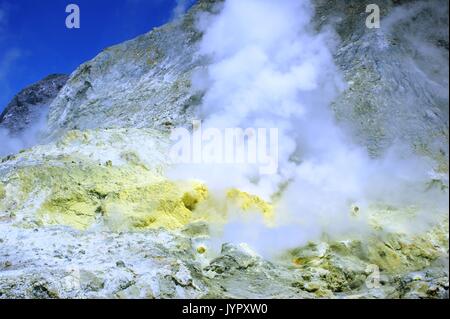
[0,183,6,214]
[0,127,276,232]
[226,189,274,221]
[366,222,449,273]
[197,246,207,254]
[182,184,209,211]
[10,162,211,230]
[6,160,274,231]
[0,183,5,200]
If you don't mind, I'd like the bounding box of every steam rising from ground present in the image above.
[0,0,447,258]
[169,0,448,256]
[0,109,48,157]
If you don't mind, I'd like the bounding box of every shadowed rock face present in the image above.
[0,74,68,135]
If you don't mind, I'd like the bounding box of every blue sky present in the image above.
[0,0,193,111]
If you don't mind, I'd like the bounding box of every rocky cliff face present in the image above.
[0,74,68,135]
[0,0,448,299]
[43,0,448,170]
[317,0,449,165]
[45,1,220,139]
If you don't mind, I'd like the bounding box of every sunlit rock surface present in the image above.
[0,128,447,299]
[0,0,448,299]
[317,0,449,166]
[0,129,274,232]
[0,217,447,298]
[45,0,221,140]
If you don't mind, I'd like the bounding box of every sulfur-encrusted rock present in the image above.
[0,0,448,299]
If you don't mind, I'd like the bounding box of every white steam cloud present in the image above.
[173,0,196,20]
[169,0,448,256]
[0,108,48,157]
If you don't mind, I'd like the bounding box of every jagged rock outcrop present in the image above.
[0,218,447,298]
[43,0,448,173]
[316,0,449,168]
[0,74,68,135]
[45,0,221,140]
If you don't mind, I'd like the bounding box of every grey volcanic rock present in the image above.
[0,74,68,135]
[0,219,447,299]
[315,0,449,165]
[0,0,448,299]
[46,0,220,139]
[44,0,448,172]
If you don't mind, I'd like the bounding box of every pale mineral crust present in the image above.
[0,0,448,299]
